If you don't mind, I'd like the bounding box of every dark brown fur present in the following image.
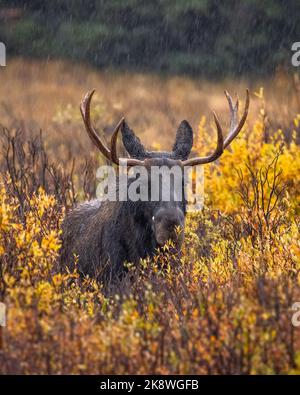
[60,122,193,284]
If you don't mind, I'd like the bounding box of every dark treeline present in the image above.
[0,0,299,78]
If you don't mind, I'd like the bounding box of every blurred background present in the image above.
[2,0,300,77]
[0,0,300,153]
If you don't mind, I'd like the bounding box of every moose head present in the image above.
[80,89,249,249]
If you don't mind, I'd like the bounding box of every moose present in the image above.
[60,89,249,283]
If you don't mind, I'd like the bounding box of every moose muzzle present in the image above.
[152,207,185,248]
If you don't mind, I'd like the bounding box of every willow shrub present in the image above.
[0,91,299,374]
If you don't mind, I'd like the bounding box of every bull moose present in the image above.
[60,89,249,283]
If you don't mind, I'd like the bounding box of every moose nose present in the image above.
[153,207,184,247]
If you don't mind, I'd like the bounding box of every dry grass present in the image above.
[0,58,299,152]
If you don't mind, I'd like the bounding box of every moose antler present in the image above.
[182,89,250,166]
[81,89,249,167]
[80,90,144,166]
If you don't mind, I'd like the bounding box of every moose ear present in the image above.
[121,121,147,159]
[171,120,193,160]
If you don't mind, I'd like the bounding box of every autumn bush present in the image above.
[0,82,300,374]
